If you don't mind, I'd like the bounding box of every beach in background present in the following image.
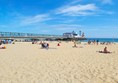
[0,41,118,83]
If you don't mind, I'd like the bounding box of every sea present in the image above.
[82,38,118,42]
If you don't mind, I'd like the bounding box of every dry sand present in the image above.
[0,41,118,83]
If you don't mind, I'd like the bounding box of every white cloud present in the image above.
[48,24,82,31]
[21,14,51,25]
[100,0,112,4]
[68,0,82,5]
[56,4,99,16]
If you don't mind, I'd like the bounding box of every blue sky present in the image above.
[0,0,118,38]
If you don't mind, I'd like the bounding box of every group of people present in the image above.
[100,42,112,45]
[74,40,113,54]
[0,39,14,44]
[88,40,113,46]
[29,39,114,54]
[88,40,99,45]
[0,39,114,53]
[0,39,16,49]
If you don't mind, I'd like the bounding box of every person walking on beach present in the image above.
[97,40,99,45]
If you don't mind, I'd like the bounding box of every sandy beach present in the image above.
[0,42,118,83]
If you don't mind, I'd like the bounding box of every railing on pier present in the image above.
[0,32,62,38]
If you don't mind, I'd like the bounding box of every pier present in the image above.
[0,31,86,41]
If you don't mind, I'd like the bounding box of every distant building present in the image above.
[79,31,81,36]
[63,31,81,38]
[82,32,85,38]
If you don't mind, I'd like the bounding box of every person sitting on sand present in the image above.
[41,42,49,49]
[57,41,61,46]
[98,47,112,53]
[57,43,60,46]
[73,41,77,48]
[88,40,91,45]
[0,44,6,49]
